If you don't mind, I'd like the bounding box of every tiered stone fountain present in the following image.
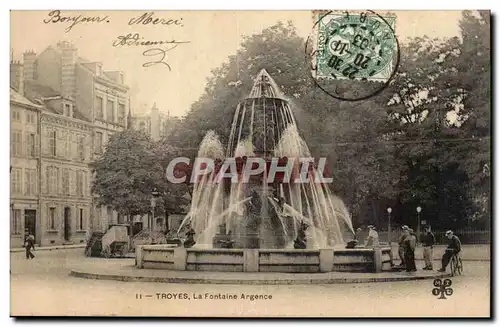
[136,70,392,273]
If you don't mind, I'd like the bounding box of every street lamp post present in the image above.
[416,206,422,244]
[387,207,392,247]
[151,189,160,232]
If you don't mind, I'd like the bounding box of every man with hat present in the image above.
[404,228,417,272]
[365,225,379,248]
[397,225,409,267]
[437,230,462,272]
[422,225,435,270]
[24,228,35,260]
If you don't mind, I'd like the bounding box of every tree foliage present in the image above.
[91,130,189,221]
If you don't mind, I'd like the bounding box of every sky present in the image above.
[10,10,464,117]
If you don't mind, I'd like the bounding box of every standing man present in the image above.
[24,229,35,260]
[438,230,462,272]
[422,225,435,270]
[404,228,417,272]
[398,225,409,267]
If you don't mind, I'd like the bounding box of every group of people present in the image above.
[356,224,462,273]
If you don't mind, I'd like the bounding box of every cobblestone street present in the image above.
[10,248,490,317]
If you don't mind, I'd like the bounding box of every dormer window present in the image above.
[64,103,73,117]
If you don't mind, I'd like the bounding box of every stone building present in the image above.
[39,97,93,246]
[10,84,41,247]
[10,42,131,246]
[131,103,176,141]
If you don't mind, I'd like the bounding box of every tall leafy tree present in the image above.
[91,130,189,224]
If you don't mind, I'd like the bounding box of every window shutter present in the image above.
[42,166,47,194]
[34,134,39,156]
[57,130,64,158]
[56,167,61,195]
[70,170,76,195]
[83,171,88,196]
[82,136,87,162]
[24,132,29,158]
[41,129,48,156]
[72,134,78,160]
[32,170,37,196]
[24,170,29,196]
[66,133,71,159]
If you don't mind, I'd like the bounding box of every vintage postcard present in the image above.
[9,10,491,317]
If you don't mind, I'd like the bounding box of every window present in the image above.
[78,208,84,230]
[106,99,115,122]
[49,130,56,156]
[76,171,83,196]
[118,103,126,124]
[64,104,71,117]
[46,166,57,195]
[11,209,21,235]
[12,110,21,121]
[78,136,85,161]
[12,131,22,156]
[26,133,35,157]
[26,112,35,124]
[62,168,69,195]
[95,132,103,154]
[64,132,70,158]
[55,167,60,195]
[24,169,37,196]
[95,96,104,119]
[11,168,22,194]
[48,207,56,230]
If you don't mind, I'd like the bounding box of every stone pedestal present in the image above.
[174,248,187,271]
[373,247,382,273]
[244,249,259,272]
[319,248,334,272]
[136,245,144,269]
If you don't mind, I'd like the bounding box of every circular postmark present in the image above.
[305,10,400,101]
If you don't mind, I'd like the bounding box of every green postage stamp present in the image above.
[314,11,397,82]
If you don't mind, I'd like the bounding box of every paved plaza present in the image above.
[10,247,490,317]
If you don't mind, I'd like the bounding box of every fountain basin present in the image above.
[136,245,392,273]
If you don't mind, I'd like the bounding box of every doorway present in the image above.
[64,207,71,241]
[24,209,36,240]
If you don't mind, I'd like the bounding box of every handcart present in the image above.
[100,224,130,258]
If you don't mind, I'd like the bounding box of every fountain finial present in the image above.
[248,69,283,99]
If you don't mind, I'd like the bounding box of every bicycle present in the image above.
[450,252,463,276]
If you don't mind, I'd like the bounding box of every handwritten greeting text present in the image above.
[43,10,110,33]
[112,33,190,69]
[128,12,183,27]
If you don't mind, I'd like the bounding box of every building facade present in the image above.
[10,87,41,247]
[38,98,93,246]
[131,103,176,141]
[10,41,131,246]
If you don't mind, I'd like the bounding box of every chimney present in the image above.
[57,41,78,99]
[23,50,37,82]
[10,61,24,95]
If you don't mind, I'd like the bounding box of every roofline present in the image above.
[10,88,42,110]
[41,109,93,126]
[10,99,42,110]
[94,75,130,92]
